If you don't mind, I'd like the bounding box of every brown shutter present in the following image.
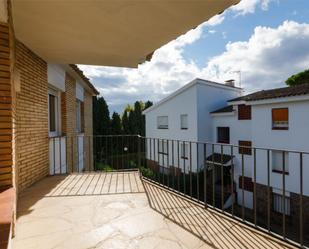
[272,108,288,121]
[238,104,251,120]
[239,140,252,155]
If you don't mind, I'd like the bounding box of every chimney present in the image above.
[225,79,235,87]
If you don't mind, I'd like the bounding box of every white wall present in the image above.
[252,101,309,196]
[211,109,253,209]
[145,84,198,172]
[47,64,66,92]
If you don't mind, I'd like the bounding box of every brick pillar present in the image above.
[0,22,13,190]
[84,91,93,171]
[64,73,77,172]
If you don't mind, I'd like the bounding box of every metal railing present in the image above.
[49,134,309,248]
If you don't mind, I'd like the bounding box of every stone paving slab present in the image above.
[13,171,296,249]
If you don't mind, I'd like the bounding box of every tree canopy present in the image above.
[285,69,309,86]
[93,97,153,136]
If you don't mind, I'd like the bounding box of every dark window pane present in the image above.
[217,127,230,144]
[49,94,56,132]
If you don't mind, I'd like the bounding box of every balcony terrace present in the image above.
[13,170,295,249]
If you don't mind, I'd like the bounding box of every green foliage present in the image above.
[139,166,155,178]
[285,69,309,86]
[122,110,130,134]
[93,96,110,135]
[95,162,113,172]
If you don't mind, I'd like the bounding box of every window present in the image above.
[48,89,60,137]
[180,114,188,130]
[180,143,189,159]
[272,108,288,130]
[238,104,251,120]
[157,116,168,129]
[76,100,84,133]
[239,140,252,155]
[158,140,168,155]
[217,127,230,144]
[273,193,290,215]
[239,176,253,192]
[272,150,289,174]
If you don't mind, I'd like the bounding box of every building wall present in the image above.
[252,101,309,196]
[15,41,49,192]
[0,21,13,190]
[211,110,253,208]
[84,90,93,170]
[63,72,77,172]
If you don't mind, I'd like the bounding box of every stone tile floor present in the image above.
[13,171,296,249]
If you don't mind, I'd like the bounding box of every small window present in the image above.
[238,104,251,120]
[180,114,188,130]
[272,150,289,174]
[157,116,168,129]
[239,140,252,155]
[272,108,288,130]
[273,192,290,215]
[48,89,60,137]
[217,127,230,144]
[158,140,168,155]
[180,143,189,159]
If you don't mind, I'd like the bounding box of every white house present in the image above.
[143,78,242,173]
[211,83,309,224]
[144,79,309,227]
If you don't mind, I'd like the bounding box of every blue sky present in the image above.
[80,0,309,114]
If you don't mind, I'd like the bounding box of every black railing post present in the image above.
[300,152,303,247]
[241,152,245,221]
[267,149,270,232]
[138,135,141,168]
[254,148,257,226]
[212,144,215,207]
[221,144,224,211]
[231,145,234,216]
[204,143,207,208]
[282,151,286,239]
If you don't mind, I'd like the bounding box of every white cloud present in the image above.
[200,21,309,91]
[231,0,271,16]
[80,21,309,113]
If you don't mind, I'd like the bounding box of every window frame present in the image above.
[273,192,290,215]
[271,150,289,175]
[157,116,168,129]
[48,88,61,137]
[180,143,189,159]
[217,127,230,144]
[272,108,289,130]
[158,140,168,155]
[180,114,188,130]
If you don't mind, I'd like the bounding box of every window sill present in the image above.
[217,141,230,144]
[181,128,188,130]
[272,127,288,130]
[181,157,188,160]
[158,152,168,155]
[157,128,168,130]
[272,169,289,175]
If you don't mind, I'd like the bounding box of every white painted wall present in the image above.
[49,137,67,175]
[252,101,309,196]
[47,64,66,92]
[76,81,84,102]
[145,79,242,172]
[211,108,253,209]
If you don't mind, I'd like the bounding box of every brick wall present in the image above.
[0,22,12,190]
[15,41,49,192]
[84,90,93,170]
[63,72,77,172]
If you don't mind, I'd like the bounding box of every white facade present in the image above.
[144,78,242,173]
[211,96,309,208]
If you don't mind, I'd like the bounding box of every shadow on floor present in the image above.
[142,179,296,249]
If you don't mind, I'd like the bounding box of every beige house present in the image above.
[0,1,242,249]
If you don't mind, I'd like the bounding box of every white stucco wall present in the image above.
[252,101,309,196]
[144,80,242,173]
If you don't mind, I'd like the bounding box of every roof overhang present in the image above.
[11,0,239,67]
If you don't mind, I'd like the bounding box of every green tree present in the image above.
[122,110,130,134]
[285,69,309,86]
[93,96,110,135]
[110,112,122,135]
[144,100,153,110]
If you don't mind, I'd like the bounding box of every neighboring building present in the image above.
[211,83,309,230]
[143,78,242,173]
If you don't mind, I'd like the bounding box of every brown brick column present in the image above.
[84,91,93,171]
[64,73,77,172]
[0,22,13,190]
